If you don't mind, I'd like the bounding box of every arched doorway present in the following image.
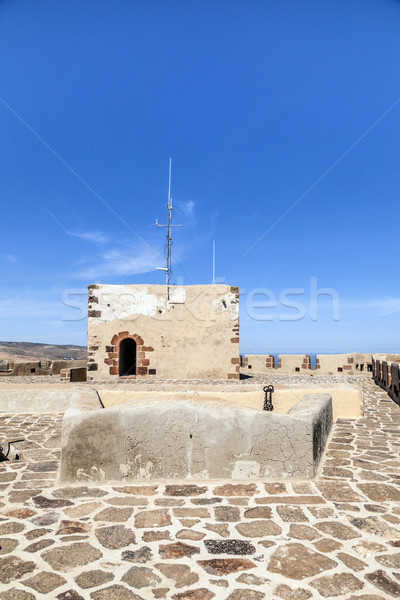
[119,338,137,376]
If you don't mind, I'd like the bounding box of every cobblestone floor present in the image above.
[0,373,375,387]
[0,376,399,599]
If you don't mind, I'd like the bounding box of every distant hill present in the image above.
[0,341,87,362]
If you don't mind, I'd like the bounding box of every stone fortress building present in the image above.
[87,283,240,381]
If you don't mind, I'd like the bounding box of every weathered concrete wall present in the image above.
[87,284,240,380]
[59,387,333,482]
[0,390,72,413]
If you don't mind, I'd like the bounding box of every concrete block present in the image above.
[59,388,333,483]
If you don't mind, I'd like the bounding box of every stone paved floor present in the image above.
[0,376,399,599]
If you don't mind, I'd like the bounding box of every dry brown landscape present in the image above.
[0,341,87,363]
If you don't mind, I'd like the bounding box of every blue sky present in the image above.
[1,0,400,353]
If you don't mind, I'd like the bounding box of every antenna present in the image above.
[155,158,181,293]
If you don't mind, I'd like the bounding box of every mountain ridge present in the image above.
[0,341,87,362]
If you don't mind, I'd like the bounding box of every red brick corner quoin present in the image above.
[227,333,240,379]
[105,331,154,377]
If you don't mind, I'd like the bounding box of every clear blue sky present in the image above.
[1,0,400,354]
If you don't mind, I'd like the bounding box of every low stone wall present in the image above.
[0,362,13,375]
[0,389,72,413]
[372,356,400,406]
[59,387,333,483]
[60,366,87,383]
[11,361,50,376]
[48,359,87,375]
[244,354,308,372]
[60,368,70,383]
[280,354,310,372]
[243,353,374,375]
[1,359,87,378]
[316,353,373,375]
[243,354,276,371]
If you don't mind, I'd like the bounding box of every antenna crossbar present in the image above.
[155,158,181,289]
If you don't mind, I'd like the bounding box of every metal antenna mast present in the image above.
[155,158,181,290]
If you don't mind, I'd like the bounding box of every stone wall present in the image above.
[51,360,87,375]
[316,353,373,374]
[280,354,311,372]
[0,359,87,378]
[0,389,72,413]
[87,284,240,381]
[243,353,374,375]
[11,361,50,376]
[244,354,309,373]
[244,354,277,371]
[372,356,400,406]
[60,366,87,383]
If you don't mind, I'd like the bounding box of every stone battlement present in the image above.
[243,353,376,375]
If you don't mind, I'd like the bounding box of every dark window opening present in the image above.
[30,368,35,373]
[295,367,300,372]
[338,367,343,372]
[367,364,373,372]
[360,363,364,372]
[119,338,137,376]
[248,365,252,369]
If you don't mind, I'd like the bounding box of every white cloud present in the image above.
[342,297,400,316]
[75,243,163,280]
[0,254,17,264]
[174,199,196,226]
[43,207,109,244]
[68,230,109,244]
[0,294,64,318]
[0,289,88,325]
[365,298,400,316]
